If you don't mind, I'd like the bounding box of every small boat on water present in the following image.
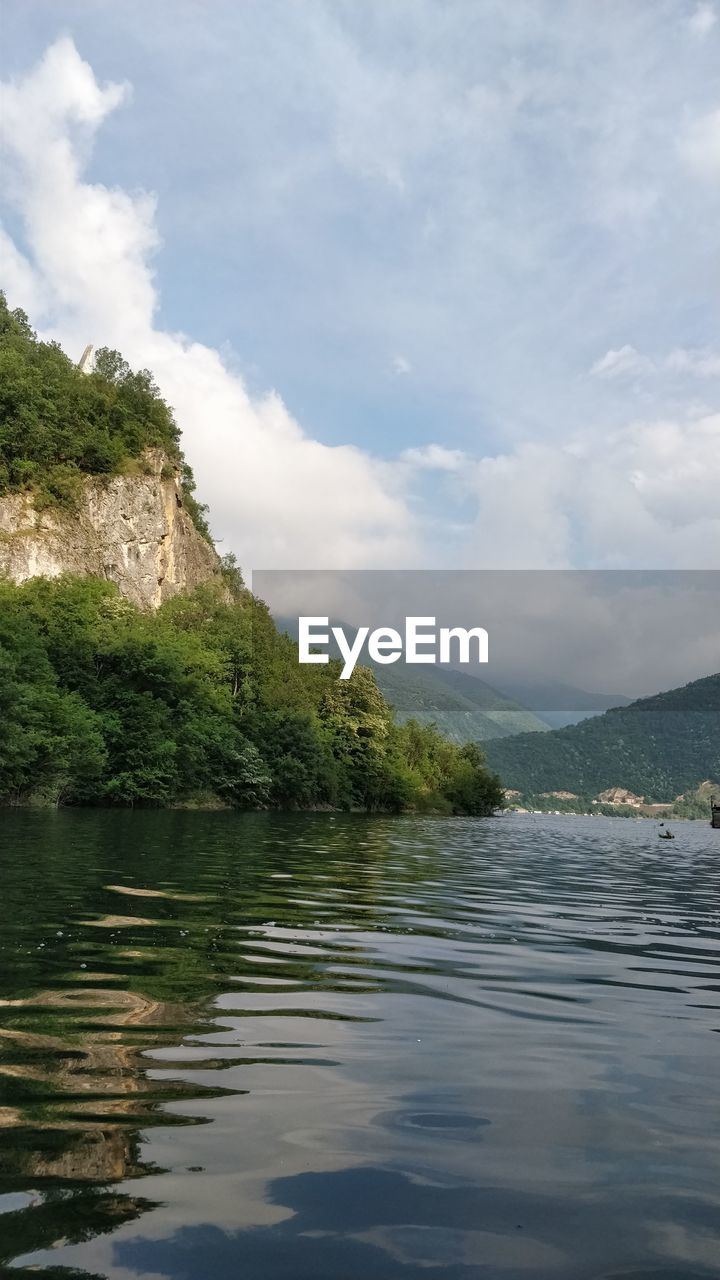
[658,830,675,840]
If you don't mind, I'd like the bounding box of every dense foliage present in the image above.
[0,292,209,536]
[669,782,720,821]
[0,295,502,813]
[0,575,504,814]
[485,676,720,802]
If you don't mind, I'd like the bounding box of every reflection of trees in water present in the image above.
[0,1181,155,1278]
[0,987,183,1178]
[0,810,455,1272]
[0,985,189,1269]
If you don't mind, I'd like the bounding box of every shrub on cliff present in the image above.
[0,292,209,536]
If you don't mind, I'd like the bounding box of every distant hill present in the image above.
[484,673,720,801]
[374,664,549,742]
[273,616,548,742]
[494,680,632,729]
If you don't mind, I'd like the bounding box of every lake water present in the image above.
[0,811,719,1279]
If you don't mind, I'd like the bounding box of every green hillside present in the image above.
[484,673,720,801]
[0,292,209,537]
[374,663,548,741]
[0,299,504,815]
[275,616,549,741]
[0,574,501,813]
[494,680,631,729]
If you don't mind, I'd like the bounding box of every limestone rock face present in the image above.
[0,450,222,609]
[596,787,644,806]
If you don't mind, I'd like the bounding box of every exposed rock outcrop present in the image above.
[596,787,645,806]
[0,449,222,609]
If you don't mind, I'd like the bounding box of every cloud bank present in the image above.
[1,35,719,570]
[0,40,416,571]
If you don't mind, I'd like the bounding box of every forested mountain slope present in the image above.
[484,674,720,801]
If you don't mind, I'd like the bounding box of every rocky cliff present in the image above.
[0,449,222,609]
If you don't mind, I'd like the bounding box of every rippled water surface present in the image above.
[1,811,719,1279]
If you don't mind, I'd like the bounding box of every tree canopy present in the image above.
[0,292,209,535]
[0,575,504,815]
[0,295,503,815]
[485,676,720,802]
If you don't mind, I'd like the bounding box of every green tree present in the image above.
[0,292,208,538]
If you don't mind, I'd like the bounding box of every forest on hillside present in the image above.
[0,574,504,814]
[484,675,720,802]
[0,291,209,536]
[0,294,503,814]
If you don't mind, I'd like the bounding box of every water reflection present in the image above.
[1,811,719,1278]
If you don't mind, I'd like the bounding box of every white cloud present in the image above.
[589,345,654,379]
[401,444,467,471]
[590,344,720,382]
[392,354,412,375]
[689,3,717,36]
[320,23,511,193]
[0,40,418,571]
[681,107,720,180]
[2,38,719,576]
[0,226,45,316]
[667,347,720,377]
[460,413,720,568]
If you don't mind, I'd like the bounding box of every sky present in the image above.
[1,0,719,571]
[254,570,720,697]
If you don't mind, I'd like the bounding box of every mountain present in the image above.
[0,294,503,816]
[274,617,549,742]
[0,293,221,608]
[494,680,632,729]
[484,673,720,801]
[374,663,549,742]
